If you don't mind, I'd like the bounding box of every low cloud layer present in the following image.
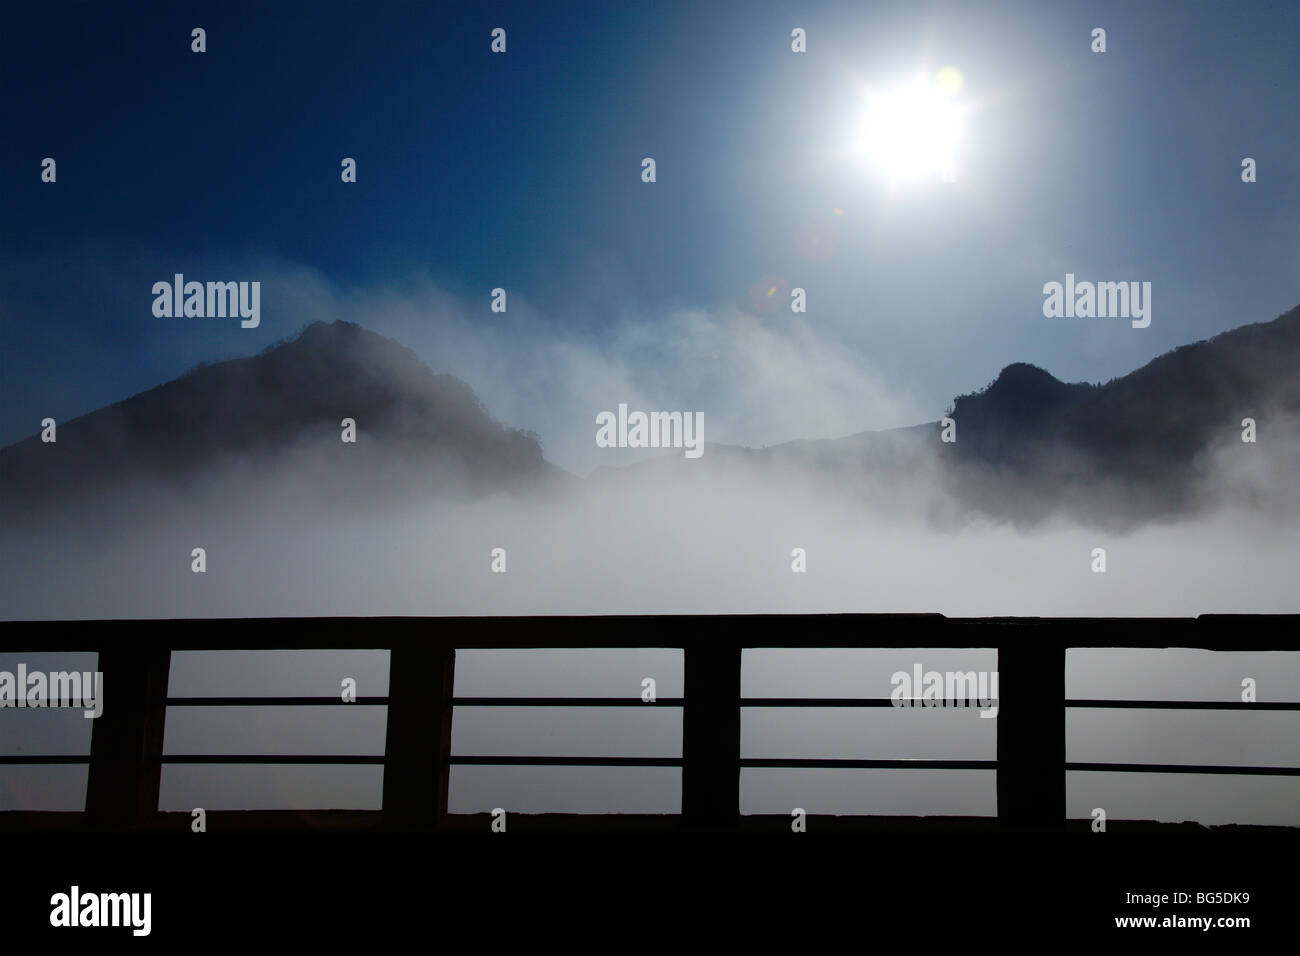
[3,431,1298,618]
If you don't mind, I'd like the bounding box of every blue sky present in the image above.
[2,0,1298,470]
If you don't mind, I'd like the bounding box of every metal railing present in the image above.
[1,614,1297,832]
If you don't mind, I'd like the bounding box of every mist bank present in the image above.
[2,446,1297,619]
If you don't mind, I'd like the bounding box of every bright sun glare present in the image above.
[856,68,965,187]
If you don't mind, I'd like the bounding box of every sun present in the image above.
[854,69,965,187]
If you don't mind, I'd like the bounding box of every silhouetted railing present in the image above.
[1,615,1298,832]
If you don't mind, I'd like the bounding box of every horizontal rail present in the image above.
[9,754,1296,778]
[154,755,385,764]
[3,613,1298,651]
[447,757,993,769]
[1066,699,1300,710]
[1066,762,1300,775]
[166,697,389,706]
[148,696,1300,709]
[12,696,1290,710]
[162,696,681,706]
[745,697,895,707]
[6,755,1296,776]
[453,697,683,707]
[449,755,680,767]
[741,758,995,769]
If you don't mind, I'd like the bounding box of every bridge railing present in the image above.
[1,615,1297,832]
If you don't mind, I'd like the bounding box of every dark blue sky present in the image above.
[3,0,1298,466]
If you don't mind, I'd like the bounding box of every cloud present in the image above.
[273,273,925,475]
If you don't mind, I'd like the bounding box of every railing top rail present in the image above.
[1,613,1295,651]
[151,695,1300,709]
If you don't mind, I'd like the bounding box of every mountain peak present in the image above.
[991,361,1062,388]
[280,318,387,350]
[0,320,554,519]
[951,362,1093,430]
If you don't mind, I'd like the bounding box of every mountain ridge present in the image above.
[3,304,1298,528]
[0,320,564,521]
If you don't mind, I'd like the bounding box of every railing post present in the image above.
[85,648,171,829]
[996,641,1066,829]
[682,643,741,827]
[383,644,455,828]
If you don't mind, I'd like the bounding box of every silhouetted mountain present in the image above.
[942,304,1300,523]
[0,321,564,524]
[5,305,1298,533]
[947,362,1096,464]
[600,302,1300,527]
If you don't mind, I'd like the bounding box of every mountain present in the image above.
[0,321,565,524]
[947,362,1097,463]
[4,305,1298,532]
[941,303,1300,522]
[598,302,1300,526]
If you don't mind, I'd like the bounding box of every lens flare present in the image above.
[935,66,964,95]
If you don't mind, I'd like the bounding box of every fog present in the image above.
[3,434,1298,617]
[2,447,1298,825]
